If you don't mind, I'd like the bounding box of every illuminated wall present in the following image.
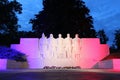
[113,59,120,70]
[0,59,7,69]
[11,34,109,69]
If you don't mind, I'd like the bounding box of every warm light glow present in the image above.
[10,34,109,69]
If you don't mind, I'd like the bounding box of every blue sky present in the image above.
[17,0,43,31]
[84,0,120,45]
[17,0,120,45]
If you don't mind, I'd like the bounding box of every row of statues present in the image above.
[38,33,82,59]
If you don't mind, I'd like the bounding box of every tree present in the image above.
[97,29,108,44]
[0,0,22,34]
[0,0,22,46]
[114,29,120,51]
[30,0,96,38]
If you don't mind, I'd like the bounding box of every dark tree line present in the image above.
[30,0,96,38]
[97,29,108,44]
[0,0,22,46]
[114,29,120,50]
[97,29,120,53]
[0,0,22,33]
[111,29,120,52]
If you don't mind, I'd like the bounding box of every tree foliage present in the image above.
[114,29,120,51]
[30,0,96,38]
[97,29,108,44]
[0,0,22,46]
[0,0,22,34]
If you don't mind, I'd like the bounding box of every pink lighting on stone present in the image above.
[10,34,110,69]
[113,59,120,70]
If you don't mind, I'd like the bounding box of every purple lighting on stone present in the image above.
[0,59,7,69]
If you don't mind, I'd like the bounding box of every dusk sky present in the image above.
[17,0,120,45]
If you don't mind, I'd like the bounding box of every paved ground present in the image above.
[0,69,120,80]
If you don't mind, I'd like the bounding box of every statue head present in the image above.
[75,34,79,38]
[50,34,53,38]
[67,34,70,38]
[42,33,45,38]
[58,34,62,38]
